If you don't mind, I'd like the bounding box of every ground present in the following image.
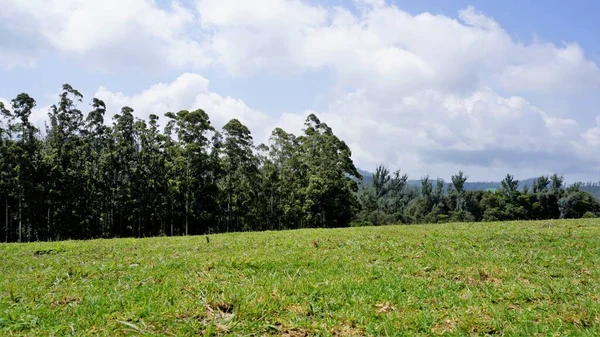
[1,219,600,336]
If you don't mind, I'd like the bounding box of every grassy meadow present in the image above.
[1,219,600,336]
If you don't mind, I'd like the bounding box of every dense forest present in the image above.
[0,85,361,242]
[0,85,598,242]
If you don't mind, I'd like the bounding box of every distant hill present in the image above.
[356,169,600,198]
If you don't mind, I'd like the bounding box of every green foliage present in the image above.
[501,174,519,194]
[0,86,360,242]
[356,168,599,226]
[582,211,596,219]
[559,191,600,219]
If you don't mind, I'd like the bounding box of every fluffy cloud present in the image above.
[197,1,600,97]
[269,87,593,180]
[1,0,211,71]
[95,73,269,137]
[581,117,600,148]
[192,0,600,179]
[0,4,46,69]
[2,0,600,179]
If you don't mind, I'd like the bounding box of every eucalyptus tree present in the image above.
[111,107,137,236]
[267,127,304,229]
[299,114,360,228]
[550,174,565,195]
[450,171,468,212]
[220,118,259,232]
[46,84,89,239]
[0,102,15,242]
[82,98,108,236]
[533,176,550,194]
[141,114,170,236]
[5,94,41,241]
[165,109,216,235]
[420,176,433,209]
[501,174,519,194]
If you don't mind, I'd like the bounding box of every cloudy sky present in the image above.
[2,0,600,182]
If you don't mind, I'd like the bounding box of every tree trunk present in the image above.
[18,196,22,243]
[185,161,190,236]
[185,198,189,236]
[5,197,8,243]
[47,205,50,240]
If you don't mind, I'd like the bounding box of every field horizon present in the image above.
[2,219,600,336]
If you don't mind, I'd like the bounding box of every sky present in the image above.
[1,0,600,182]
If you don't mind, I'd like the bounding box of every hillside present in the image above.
[2,219,600,336]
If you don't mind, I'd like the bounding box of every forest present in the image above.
[356,167,600,226]
[1,84,599,242]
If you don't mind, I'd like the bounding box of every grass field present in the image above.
[1,219,600,336]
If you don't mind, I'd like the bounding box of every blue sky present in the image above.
[1,0,600,182]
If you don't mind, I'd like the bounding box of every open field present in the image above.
[1,220,600,336]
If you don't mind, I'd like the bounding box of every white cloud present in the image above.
[3,0,600,95]
[1,0,211,71]
[499,43,600,95]
[95,73,269,136]
[0,4,46,69]
[266,86,596,180]
[2,0,600,179]
[196,0,328,75]
[192,0,600,178]
[581,116,600,148]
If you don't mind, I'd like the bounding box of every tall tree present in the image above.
[451,171,468,212]
[501,174,519,194]
[0,102,15,242]
[373,166,391,199]
[220,118,259,232]
[550,174,564,194]
[533,176,550,193]
[7,94,41,241]
[166,109,217,235]
[299,114,361,228]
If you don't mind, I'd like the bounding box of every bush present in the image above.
[559,191,600,219]
[482,207,503,222]
[349,220,373,227]
[436,214,450,223]
[450,210,475,222]
[582,211,596,219]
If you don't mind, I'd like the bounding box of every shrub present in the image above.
[350,220,374,227]
[582,211,596,219]
[436,214,450,223]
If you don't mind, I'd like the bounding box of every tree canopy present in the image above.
[0,85,360,242]
[356,166,599,226]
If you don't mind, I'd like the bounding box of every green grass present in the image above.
[2,219,600,336]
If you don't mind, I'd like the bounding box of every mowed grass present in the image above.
[1,220,600,336]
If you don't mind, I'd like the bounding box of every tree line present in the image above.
[1,85,598,242]
[0,85,361,242]
[356,166,600,226]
